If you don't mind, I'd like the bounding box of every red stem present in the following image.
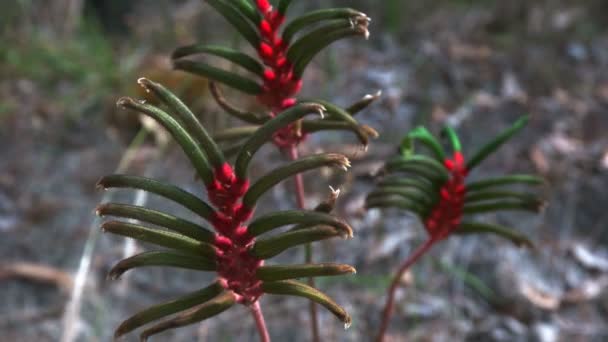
[375,239,437,342]
[287,146,320,342]
[251,301,271,342]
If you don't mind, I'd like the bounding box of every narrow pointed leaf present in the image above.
[301,119,378,145]
[466,174,544,192]
[262,280,351,327]
[97,175,215,220]
[465,190,539,204]
[456,221,534,248]
[213,125,260,143]
[232,0,261,24]
[173,59,263,95]
[109,251,216,280]
[289,22,369,77]
[282,8,367,43]
[385,155,449,183]
[209,82,269,124]
[463,200,545,215]
[203,0,259,47]
[467,116,529,170]
[247,210,352,237]
[172,45,264,76]
[257,263,356,282]
[97,203,215,244]
[234,102,325,178]
[114,282,224,338]
[278,0,295,14]
[377,176,438,194]
[116,97,214,184]
[365,196,426,216]
[243,153,350,208]
[101,221,217,258]
[137,78,224,167]
[305,99,379,146]
[347,90,382,116]
[441,126,462,152]
[370,186,435,206]
[140,291,236,341]
[251,225,352,259]
[400,126,446,161]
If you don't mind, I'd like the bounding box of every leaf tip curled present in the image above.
[344,317,352,330]
[95,179,107,191]
[116,96,136,109]
[137,77,153,93]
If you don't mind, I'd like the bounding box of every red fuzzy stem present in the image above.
[376,239,437,342]
[251,301,271,342]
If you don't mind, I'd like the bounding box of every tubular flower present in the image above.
[367,116,546,245]
[367,117,546,341]
[97,79,355,340]
[171,0,377,149]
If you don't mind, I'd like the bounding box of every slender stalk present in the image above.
[287,146,320,342]
[250,301,271,342]
[375,238,437,342]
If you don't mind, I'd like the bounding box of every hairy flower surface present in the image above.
[97,79,355,340]
[171,0,377,149]
[367,116,546,246]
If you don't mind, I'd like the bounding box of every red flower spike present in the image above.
[256,0,271,13]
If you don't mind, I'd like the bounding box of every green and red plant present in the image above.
[97,79,356,341]
[366,117,546,341]
[171,1,378,339]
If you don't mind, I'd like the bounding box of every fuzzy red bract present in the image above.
[207,162,261,304]
[424,152,467,240]
[255,2,305,148]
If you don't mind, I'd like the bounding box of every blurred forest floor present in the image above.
[1,1,608,341]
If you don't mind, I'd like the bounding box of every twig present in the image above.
[60,128,149,342]
[250,301,271,342]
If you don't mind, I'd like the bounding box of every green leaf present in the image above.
[247,210,352,237]
[377,176,438,195]
[370,186,435,206]
[288,20,369,77]
[109,251,216,280]
[242,153,350,208]
[262,280,351,327]
[400,126,446,161]
[140,291,236,341]
[97,175,215,220]
[232,0,261,24]
[385,155,449,183]
[365,195,425,217]
[278,0,295,14]
[466,174,544,192]
[114,282,224,338]
[456,221,534,248]
[465,190,540,204]
[257,263,356,281]
[172,45,264,76]
[251,225,352,259]
[137,78,224,168]
[304,99,378,146]
[282,8,367,43]
[213,125,260,143]
[116,97,214,184]
[101,221,217,258]
[346,90,382,116]
[203,0,259,48]
[441,126,462,152]
[301,119,378,145]
[463,200,545,215]
[96,203,215,244]
[466,116,529,171]
[234,102,325,178]
[173,59,263,95]
[209,82,270,124]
